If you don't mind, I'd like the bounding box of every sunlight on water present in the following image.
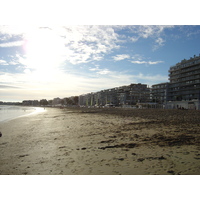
[0,106,46,123]
[28,107,46,116]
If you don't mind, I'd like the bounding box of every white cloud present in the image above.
[129,36,139,42]
[62,26,121,64]
[132,25,173,39]
[131,60,164,65]
[113,54,130,61]
[153,37,165,50]
[0,40,24,47]
[131,54,164,65]
[8,61,19,65]
[0,59,8,65]
[148,61,164,65]
[97,69,111,75]
[35,26,120,65]
[132,54,143,60]
[0,56,24,66]
[131,61,147,64]
[89,66,111,75]
[89,67,100,71]
[155,37,165,46]
[128,25,174,50]
[92,55,103,61]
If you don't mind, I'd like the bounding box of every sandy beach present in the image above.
[0,107,199,175]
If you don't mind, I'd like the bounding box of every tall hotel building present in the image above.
[167,55,200,109]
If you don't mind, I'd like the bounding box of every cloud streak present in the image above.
[112,54,130,61]
[0,40,24,47]
[131,60,164,65]
[0,85,20,89]
[0,59,8,65]
[128,25,174,50]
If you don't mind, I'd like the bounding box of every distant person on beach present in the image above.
[0,132,2,137]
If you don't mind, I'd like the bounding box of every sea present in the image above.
[0,105,45,123]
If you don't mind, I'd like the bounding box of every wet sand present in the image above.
[0,107,199,175]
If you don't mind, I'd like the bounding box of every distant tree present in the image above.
[65,98,73,105]
[40,99,48,106]
[60,99,64,105]
[48,100,53,105]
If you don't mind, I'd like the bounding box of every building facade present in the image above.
[166,55,200,110]
[151,82,169,104]
[78,83,150,107]
[168,55,200,101]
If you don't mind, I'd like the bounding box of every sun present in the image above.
[23,28,65,81]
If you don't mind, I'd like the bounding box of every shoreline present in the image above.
[0,107,200,175]
[0,106,46,124]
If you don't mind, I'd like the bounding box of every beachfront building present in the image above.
[78,83,151,107]
[117,83,150,106]
[129,83,150,105]
[79,94,87,106]
[79,93,94,107]
[103,88,119,106]
[118,86,129,106]
[151,82,169,105]
[167,55,200,109]
[22,100,39,106]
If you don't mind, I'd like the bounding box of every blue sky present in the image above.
[0,25,200,102]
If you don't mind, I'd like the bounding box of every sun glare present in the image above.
[24,28,65,82]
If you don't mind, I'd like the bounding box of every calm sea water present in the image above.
[0,105,45,123]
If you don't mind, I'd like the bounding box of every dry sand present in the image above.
[0,107,199,175]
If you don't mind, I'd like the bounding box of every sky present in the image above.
[0,25,200,102]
